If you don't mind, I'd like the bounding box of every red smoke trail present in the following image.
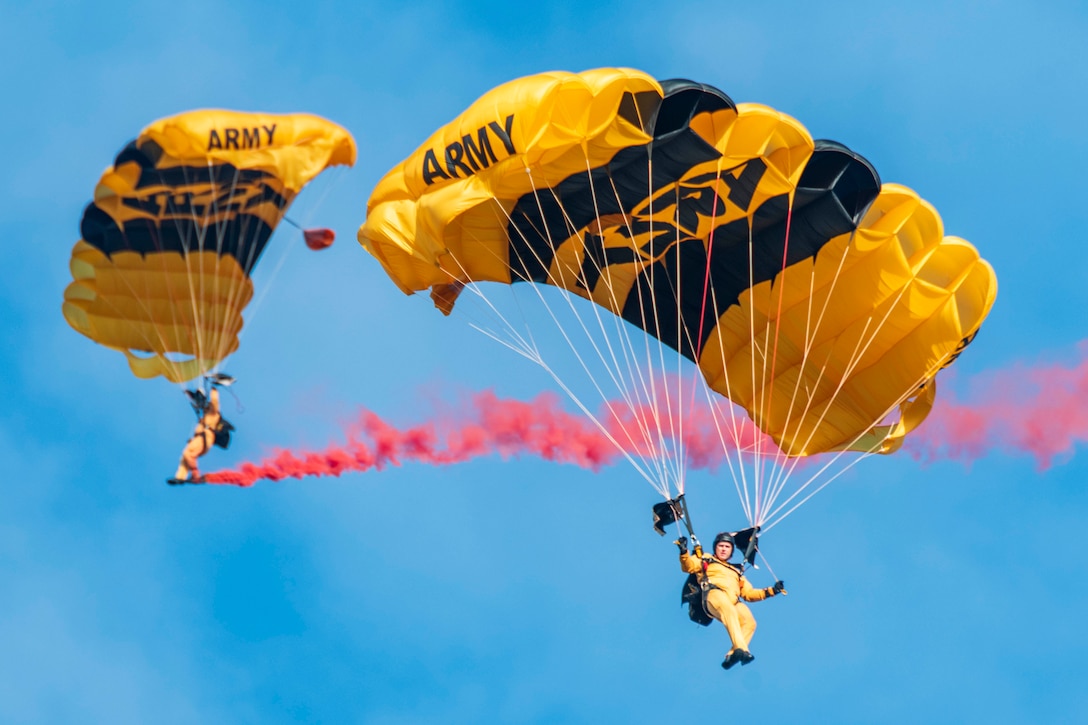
[204,389,768,487]
[205,391,622,486]
[204,348,1088,486]
[905,344,1088,470]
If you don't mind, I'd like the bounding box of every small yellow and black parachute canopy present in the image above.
[64,110,356,383]
[359,68,997,458]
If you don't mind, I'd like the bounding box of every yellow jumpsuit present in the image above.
[175,387,221,481]
[680,549,777,657]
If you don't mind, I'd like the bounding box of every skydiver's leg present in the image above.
[706,589,750,653]
[175,432,212,480]
[192,430,215,479]
[176,439,199,480]
[736,602,756,648]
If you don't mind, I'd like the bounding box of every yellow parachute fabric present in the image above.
[361,68,662,296]
[64,110,356,383]
[359,69,997,457]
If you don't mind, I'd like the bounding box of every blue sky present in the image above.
[3,1,1088,722]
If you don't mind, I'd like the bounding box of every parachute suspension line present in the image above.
[761,232,820,511]
[779,264,919,461]
[762,358,939,527]
[572,158,684,495]
[733,204,762,525]
[654,174,690,496]
[754,192,796,526]
[696,164,765,522]
[424,206,554,367]
[676,492,698,540]
[578,176,683,496]
[712,213,764,527]
[626,169,683,496]
[179,158,237,380]
[760,275,930,523]
[645,180,685,496]
[91,161,181,385]
[761,447,877,532]
[213,160,265,378]
[687,173,723,444]
[454,165,671,495]
[211,160,247,374]
[696,390,750,523]
[698,368,754,524]
[231,194,271,358]
[203,158,221,370]
[761,229,859,517]
[757,316,875,521]
[759,236,840,515]
[609,153,685,496]
[563,157,677,492]
[101,158,201,387]
[668,182,690,497]
[459,285,545,365]
[586,160,688,495]
[763,240,895,522]
[591,173,665,442]
[235,198,300,348]
[234,213,291,350]
[199,159,228,375]
[442,248,665,496]
[696,257,757,525]
[185,159,226,377]
[692,186,719,369]
[417,214,546,367]
[277,166,343,233]
[167,159,215,385]
[243,165,349,346]
[746,200,770,525]
[762,442,866,528]
[681,167,758,524]
[632,172,687,497]
[755,549,781,582]
[498,155,696,496]
[533,170,677,492]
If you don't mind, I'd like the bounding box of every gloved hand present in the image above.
[674,536,688,553]
[185,389,208,409]
[772,580,786,595]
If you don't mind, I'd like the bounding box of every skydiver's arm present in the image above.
[739,575,775,602]
[679,551,703,574]
[207,387,220,416]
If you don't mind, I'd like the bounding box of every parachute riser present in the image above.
[185,373,241,419]
[652,493,698,541]
[676,493,696,540]
[652,493,762,571]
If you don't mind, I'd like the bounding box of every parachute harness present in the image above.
[184,374,240,451]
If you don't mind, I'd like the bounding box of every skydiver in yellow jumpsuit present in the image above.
[169,375,235,484]
[677,532,785,670]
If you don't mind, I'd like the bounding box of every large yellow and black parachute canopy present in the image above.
[358,68,996,457]
[64,110,356,383]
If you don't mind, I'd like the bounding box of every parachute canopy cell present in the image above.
[64,110,357,383]
[358,68,997,457]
